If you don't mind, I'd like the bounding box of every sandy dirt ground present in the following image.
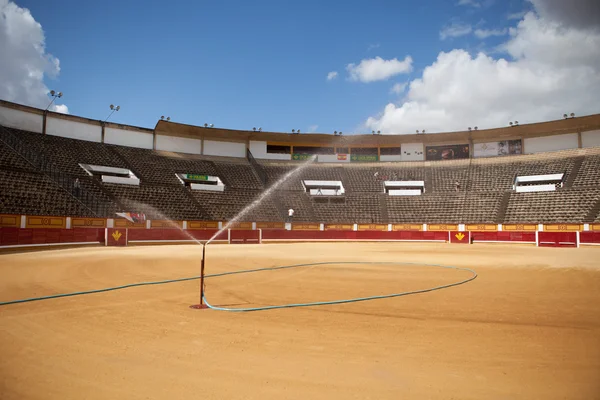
[0,242,599,400]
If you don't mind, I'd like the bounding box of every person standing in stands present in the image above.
[455,180,461,191]
[287,208,294,223]
[73,178,81,197]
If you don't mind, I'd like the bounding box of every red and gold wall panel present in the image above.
[324,224,353,231]
[71,217,106,228]
[25,216,66,229]
[427,224,457,231]
[544,224,583,232]
[466,224,497,231]
[256,222,285,230]
[224,222,252,230]
[292,223,320,231]
[114,219,146,229]
[150,220,183,229]
[357,224,388,231]
[0,215,20,228]
[392,224,422,231]
[187,221,219,230]
[502,224,537,231]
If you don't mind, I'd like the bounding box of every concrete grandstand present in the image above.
[1,99,600,248]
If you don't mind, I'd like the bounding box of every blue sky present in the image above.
[2,0,599,134]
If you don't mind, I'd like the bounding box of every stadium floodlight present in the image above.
[564,114,568,119]
[297,129,300,133]
[258,127,261,131]
[515,121,519,125]
[292,129,296,133]
[204,123,208,127]
[253,127,256,131]
[468,127,472,131]
[509,122,513,126]
[161,116,165,120]
[339,131,343,135]
[167,117,171,121]
[422,130,425,134]
[416,130,419,134]
[474,126,478,130]
[377,130,381,134]
[210,124,214,128]
[570,113,575,118]
[45,89,63,111]
[104,104,120,122]
[334,131,337,135]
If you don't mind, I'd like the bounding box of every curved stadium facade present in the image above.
[1,99,600,247]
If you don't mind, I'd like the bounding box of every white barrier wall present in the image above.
[203,140,245,158]
[380,155,402,162]
[401,143,424,161]
[582,130,600,148]
[0,105,43,133]
[46,117,102,142]
[155,135,201,154]
[524,133,578,154]
[317,154,351,163]
[105,127,153,149]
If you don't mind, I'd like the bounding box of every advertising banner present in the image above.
[292,153,314,161]
[0,215,20,228]
[351,154,379,162]
[185,174,210,181]
[474,140,522,158]
[425,144,469,160]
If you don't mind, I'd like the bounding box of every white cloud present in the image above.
[390,82,407,94]
[346,56,413,83]
[457,0,481,7]
[508,11,528,20]
[326,71,338,81]
[367,43,381,51]
[365,7,600,134]
[308,124,318,133]
[440,23,473,40]
[474,28,508,39]
[0,0,68,113]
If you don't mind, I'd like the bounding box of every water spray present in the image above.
[190,155,317,310]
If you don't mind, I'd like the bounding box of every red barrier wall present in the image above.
[0,227,104,247]
[261,230,448,241]
[579,232,600,245]
[471,231,536,243]
[229,230,261,244]
[449,231,470,244]
[537,232,577,247]
[127,229,227,242]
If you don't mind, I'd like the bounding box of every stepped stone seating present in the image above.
[275,191,314,222]
[263,165,306,190]
[0,140,33,171]
[573,155,600,187]
[504,188,600,223]
[213,162,262,189]
[78,178,119,217]
[111,146,218,185]
[312,194,382,223]
[344,167,383,192]
[0,169,92,216]
[9,128,126,177]
[103,183,206,220]
[191,188,280,222]
[386,193,465,223]
[430,165,470,192]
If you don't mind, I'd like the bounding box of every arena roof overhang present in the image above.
[154,113,600,147]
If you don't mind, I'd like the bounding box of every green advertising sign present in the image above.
[292,153,314,161]
[350,154,379,162]
[185,174,209,181]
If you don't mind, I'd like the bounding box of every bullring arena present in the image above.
[1,100,600,399]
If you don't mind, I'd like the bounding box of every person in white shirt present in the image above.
[287,208,294,223]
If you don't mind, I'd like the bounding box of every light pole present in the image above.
[45,90,63,111]
[105,104,120,122]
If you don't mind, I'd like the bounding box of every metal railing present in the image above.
[0,126,110,217]
[246,148,267,185]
